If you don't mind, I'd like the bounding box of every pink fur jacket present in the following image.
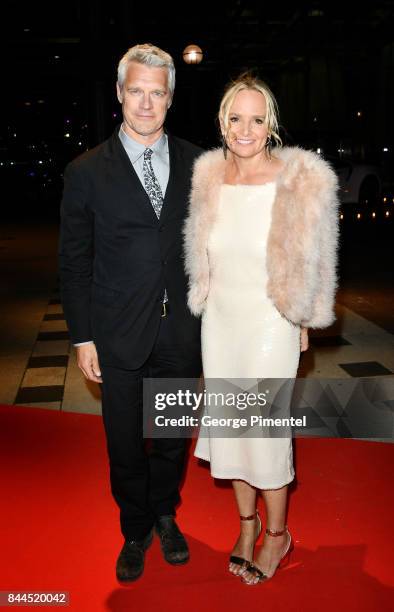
[183,147,340,329]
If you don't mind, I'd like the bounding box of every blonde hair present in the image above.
[218,72,282,148]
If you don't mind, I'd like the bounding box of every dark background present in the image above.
[0,0,391,358]
[0,0,393,219]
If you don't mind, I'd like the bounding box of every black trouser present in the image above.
[100,310,201,541]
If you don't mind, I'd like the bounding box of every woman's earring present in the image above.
[265,134,272,161]
[221,134,228,160]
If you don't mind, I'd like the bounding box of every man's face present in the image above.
[116,61,171,144]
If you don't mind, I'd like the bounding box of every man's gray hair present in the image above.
[117,43,176,98]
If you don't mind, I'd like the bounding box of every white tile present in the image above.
[46,304,64,315]
[33,340,70,356]
[22,367,66,387]
[62,393,102,415]
[39,320,69,333]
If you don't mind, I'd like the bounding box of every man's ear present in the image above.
[167,96,173,110]
[116,82,123,104]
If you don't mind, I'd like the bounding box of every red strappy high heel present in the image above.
[228,510,262,576]
[241,525,293,585]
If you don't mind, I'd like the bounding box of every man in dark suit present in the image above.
[59,43,202,582]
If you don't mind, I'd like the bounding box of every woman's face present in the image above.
[224,89,269,159]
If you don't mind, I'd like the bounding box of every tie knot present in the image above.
[144,148,153,161]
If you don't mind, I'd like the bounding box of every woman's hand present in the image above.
[300,326,309,352]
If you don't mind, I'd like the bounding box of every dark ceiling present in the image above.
[1,1,393,153]
[2,1,393,85]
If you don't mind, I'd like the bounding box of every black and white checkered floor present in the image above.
[7,289,393,416]
[1,224,393,417]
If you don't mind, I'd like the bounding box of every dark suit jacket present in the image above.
[59,127,202,369]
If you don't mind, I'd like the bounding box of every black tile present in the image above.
[310,335,351,347]
[43,313,65,321]
[27,355,69,368]
[339,361,393,377]
[14,386,64,404]
[37,331,69,341]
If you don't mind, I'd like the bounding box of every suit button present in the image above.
[162,260,167,266]
[159,225,165,232]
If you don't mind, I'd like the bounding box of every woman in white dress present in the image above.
[183,74,339,585]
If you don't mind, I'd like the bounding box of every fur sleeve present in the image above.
[302,160,340,328]
[183,155,211,316]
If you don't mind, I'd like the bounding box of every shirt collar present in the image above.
[118,124,168,164]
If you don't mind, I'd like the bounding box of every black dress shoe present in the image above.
[116,529,153,582]
[155,515,189,565]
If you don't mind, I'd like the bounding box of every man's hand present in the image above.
[300,326,309,352]
[76,343,103,383]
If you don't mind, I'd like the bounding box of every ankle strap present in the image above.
[240,510,258,521]
[265,525,288,536]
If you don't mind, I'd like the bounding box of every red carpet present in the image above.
[0,404,393,611]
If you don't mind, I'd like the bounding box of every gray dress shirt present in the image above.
[118,125,170,195]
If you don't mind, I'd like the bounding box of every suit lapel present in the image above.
[104,128,185,224]
[104,129,159,224]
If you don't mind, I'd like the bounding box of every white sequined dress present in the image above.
[194,183,301,489]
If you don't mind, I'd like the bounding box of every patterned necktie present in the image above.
[143,148,164,219]
[143,148,168,304]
